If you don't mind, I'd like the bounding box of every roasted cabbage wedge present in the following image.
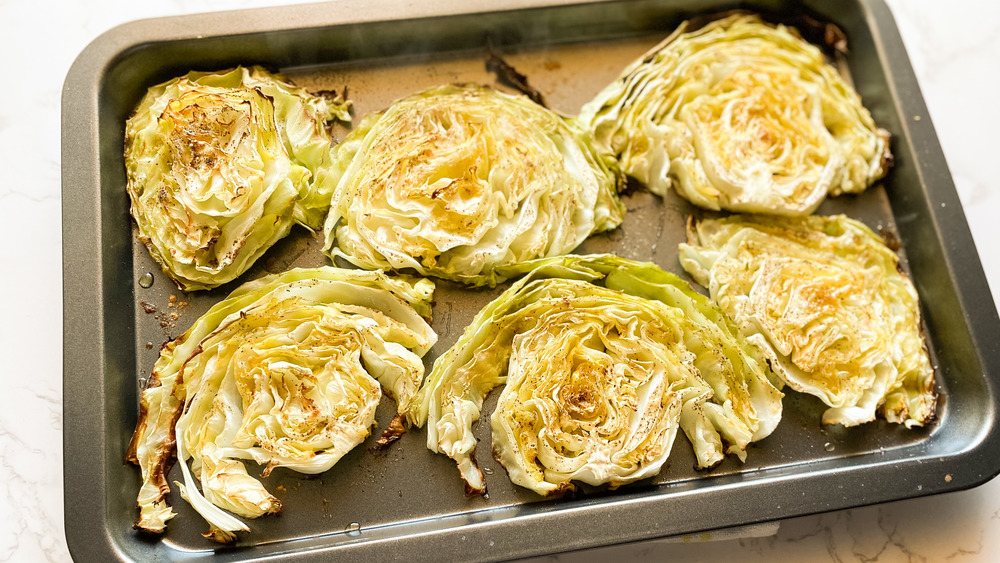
[321,84,625,286]
[125,267,436,542]
[125,66,351,291]
[407,254,783,496]
[579,14,890,216]
[679,214,936,427]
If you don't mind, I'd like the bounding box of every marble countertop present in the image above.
[2,0,997,560]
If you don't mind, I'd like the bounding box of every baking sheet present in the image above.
[61,0,1000,561]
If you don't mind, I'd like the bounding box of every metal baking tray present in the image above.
[61,0,1000,560]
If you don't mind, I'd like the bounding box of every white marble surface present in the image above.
[1,0,997,561]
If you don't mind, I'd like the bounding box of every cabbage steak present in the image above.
[580,14,890,216]
[126,267,436,542]
[680,214,936,427]
[322,84,625,286]
[407,254,783,496]
[125,66,351,291]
